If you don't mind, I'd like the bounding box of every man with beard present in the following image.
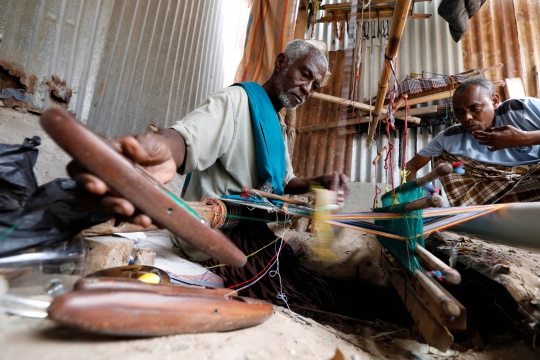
[69,39,349,310]
[406,78,540,206]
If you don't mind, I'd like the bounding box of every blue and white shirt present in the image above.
[418,98,540,166]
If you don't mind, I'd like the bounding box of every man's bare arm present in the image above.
[406,154,431,182]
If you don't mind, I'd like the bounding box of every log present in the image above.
[366,0,413,146]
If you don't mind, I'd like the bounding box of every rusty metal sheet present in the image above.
[513,0,540,98]
[462,0,523,99]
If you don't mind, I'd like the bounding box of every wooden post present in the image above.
[366,0,414,146]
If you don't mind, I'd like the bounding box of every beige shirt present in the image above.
[171,86,295,201]
[170,86,295,262]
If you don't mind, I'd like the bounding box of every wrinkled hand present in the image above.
[319,171,351,206]
[67,133,177,227]
[473,125,530,151]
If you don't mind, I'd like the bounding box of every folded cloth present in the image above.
[436,152,540,206]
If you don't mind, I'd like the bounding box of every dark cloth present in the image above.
[204,222,335,311]
[436,152,540,206]
[0,137,108,256]
[438,0,487,42]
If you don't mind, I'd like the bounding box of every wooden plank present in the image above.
[504,77,526,99]
[390,270,454,352]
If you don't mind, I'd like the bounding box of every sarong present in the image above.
[204,222,335,311]
[435,152,540,206]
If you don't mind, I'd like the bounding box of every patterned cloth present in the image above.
[435,152,540,206]
[204,222,335,311]
[387,74,469,99]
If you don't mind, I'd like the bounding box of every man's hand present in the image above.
[318,171,351,205]
[284,172,350,206]
[67,133,178,227]
[473,125,531,151]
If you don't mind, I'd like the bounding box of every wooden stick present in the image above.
[310,92,386,113]
[316,12,431,23]
[321,0,431,10]
[372,146,387,165]
[415,163,453,186]
[415,270,461,317]
[415,245,462,285]
[402,194,443,212]
[366,0,413,146]
[241,187,314,208]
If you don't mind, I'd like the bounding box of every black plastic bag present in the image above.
[0,137,109,256]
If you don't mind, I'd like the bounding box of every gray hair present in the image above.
[454,77,495,97]
[283,39,328,70]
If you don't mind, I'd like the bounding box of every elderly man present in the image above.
[69,40,349,310]
[406,78,540,206]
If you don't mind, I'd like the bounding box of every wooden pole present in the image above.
[366,0,413,146]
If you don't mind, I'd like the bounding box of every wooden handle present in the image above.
[40,108,247,268]
[415,270,461,317]
[415,163,453,186]
[415,245,461,285]
[402,194,443,212]
[241,186,313,208]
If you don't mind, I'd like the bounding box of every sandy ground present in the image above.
[3,305,540,360]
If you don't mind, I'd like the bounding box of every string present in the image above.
[0,224,18,244]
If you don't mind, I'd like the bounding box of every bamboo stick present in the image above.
[310,92,386,113]
[366,0,413,146]
[372,146,387,165]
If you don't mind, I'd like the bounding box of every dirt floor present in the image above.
[3,305,539,360]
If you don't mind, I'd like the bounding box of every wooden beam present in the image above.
[316,12,430,23]
[297,113,423,133]
[390,270,454,352]
[321,0,432,10]
[366,0,413,146]
[311,92,387,113]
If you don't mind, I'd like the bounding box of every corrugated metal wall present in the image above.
[294,0,463,182]
[293,50,355,178]
[463,0,540,98]
[0,0,245,137]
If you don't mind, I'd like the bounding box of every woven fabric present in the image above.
[436,152,540,206]
[387,74,469,99]
[374,181,425,273]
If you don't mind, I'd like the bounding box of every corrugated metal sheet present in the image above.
[0,0,248,137]
[462,0,540,98]
[462,0,523,98]
[514,0,540,98]
[0,0,115,115]
[293,0,463,181]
